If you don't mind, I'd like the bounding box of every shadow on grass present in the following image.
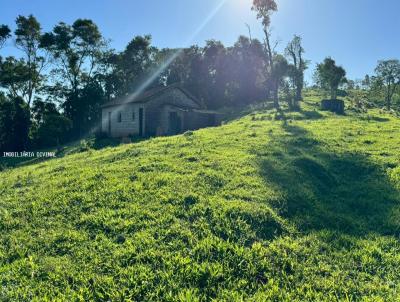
[91,137,122,150]
[221,102,276,124]
[362,116,391,123]
[256,124,400,236]
[299,110,324,120]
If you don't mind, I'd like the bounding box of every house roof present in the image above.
[101,84,201,108]
[173,107,223,115]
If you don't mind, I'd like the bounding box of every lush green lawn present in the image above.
[1,95,400,301]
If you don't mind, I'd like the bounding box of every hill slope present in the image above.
[1,98,400,301]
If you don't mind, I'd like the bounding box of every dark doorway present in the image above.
[108,112,111,134]
[169,112,182,135]
[139,108,144,137]
[207,114,216,126]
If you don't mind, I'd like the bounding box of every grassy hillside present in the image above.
[1,95,400,301]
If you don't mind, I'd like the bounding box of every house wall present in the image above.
[157,106,222,136]
[101,87,208,138]
[182,111,220,131]
[158,105,186,136]
[145,89,201,136]
[101,103,145,138]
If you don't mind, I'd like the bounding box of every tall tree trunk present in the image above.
[264,29,278,108]
[386,82,391,110]
[296,85,302,102]
[271,79,279,108]
[28,82,33,106]
[296,67,303,103]
[331,87,337,100]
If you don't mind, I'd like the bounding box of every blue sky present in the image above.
[1,0,400,82]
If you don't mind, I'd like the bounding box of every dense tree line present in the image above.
[0,0,399,152]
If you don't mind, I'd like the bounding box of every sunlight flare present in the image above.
[92,0,229,137]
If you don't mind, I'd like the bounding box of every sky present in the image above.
[1,0,400,82]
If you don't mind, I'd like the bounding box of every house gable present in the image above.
[145,87,201,110]
[101,85,201,109]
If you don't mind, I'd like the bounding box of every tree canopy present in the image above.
[0,25,11,49]
[375,60,400,110]
[285,35,308,108]
[315,57,347,100]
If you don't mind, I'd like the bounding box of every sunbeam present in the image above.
[90,0,229,137]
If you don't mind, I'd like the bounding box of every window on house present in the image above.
[132,111,135,121]
[118,112,122,123]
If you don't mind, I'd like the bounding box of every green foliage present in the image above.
[41,18,105,138]
[1,95,400,301]
[151,36,268,109]
[14,15,45,105]
[285,35,308,109]
[0,24,11,49]
[0,56,31,98]
[34,114,72,148]
[374,60,400,110]
[0,96,30,152]
[315,57,347,100]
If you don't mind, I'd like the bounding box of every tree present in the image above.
[0,56,31,99]
[105,35,158,97]
[163,46,206,103]
[345,79,355,90]
[201,40,228,108]
[41,19,106,137]
[272,54,289,104]
[315,57,346,100]
[285,35,307,108]
[30,99,73,148]
[35,114,72,148]
[0,96,30,152]
[12,97,31,150]
[0,24,11,49]
[374,59,400,110]
[252,0,279,107]
[161,36,268,109]
[31,98,59,124]
[0,94,13,152]
[228,36,267,107]
[362,74,371,89]
[14,15,46,105]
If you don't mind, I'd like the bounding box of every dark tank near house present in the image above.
[101,85,223,138]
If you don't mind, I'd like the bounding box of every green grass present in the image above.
[1,94,400,301]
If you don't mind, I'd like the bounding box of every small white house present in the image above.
[101,85,221,138]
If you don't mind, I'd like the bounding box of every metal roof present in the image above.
[101,84,200,108]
